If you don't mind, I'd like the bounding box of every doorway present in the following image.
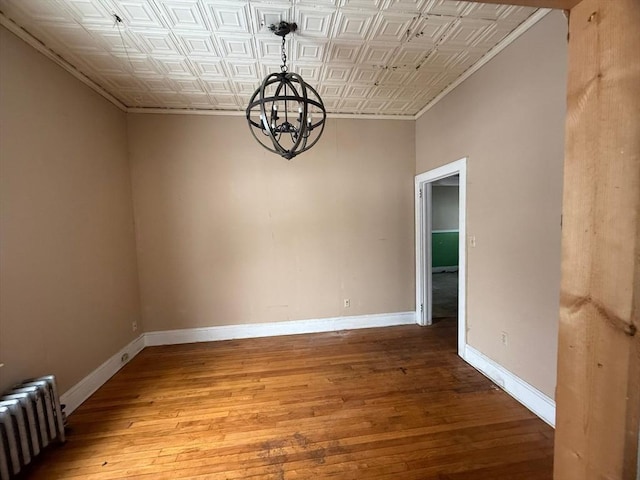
[431,177,459,322]
[415,158,467,356]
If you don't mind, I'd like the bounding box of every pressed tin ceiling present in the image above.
[0,0,540,116]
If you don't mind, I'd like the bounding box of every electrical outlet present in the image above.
[132,321,138,332]
[344,298,350,308]
[470,235,477,247]
[500,331,508,347]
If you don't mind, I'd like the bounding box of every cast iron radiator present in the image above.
[0,375,66,479]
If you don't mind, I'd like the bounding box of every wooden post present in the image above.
[555,0,640,479]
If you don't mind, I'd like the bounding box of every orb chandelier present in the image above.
[246,22,327,160]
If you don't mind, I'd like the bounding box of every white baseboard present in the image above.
[462,344,555,427]
[58,315,556,430]
[59,313,414,414]
[145,311,416,346]
[60,334,145,415]
[432,266,459,273]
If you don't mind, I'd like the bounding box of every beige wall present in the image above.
[1,9,566,406]
[128,114,415,331]
[0,27,142,393]
[416,12,567,398]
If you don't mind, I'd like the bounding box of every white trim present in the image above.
[415,157,467,355]
[425,183,433,323]
[60,335,144,415]
[127,108,245,116]
[145,311,416,346]
[416,181,428,324]
[432,266,458,273]
[0,14,127,112]
[463,345,556,427]
[326,113,412,121]
[415,9,551,120]
[126,107,414,120]
[432,229,459,234]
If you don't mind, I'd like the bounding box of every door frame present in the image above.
[415,157,467,356]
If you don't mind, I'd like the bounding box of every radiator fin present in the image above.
[0,375,66,479]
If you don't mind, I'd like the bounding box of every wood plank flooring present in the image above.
[28,321,554,479]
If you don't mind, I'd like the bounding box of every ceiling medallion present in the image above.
[246,22,327,160]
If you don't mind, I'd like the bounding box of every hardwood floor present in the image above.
[28,322,554,479]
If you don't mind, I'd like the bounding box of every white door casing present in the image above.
[415,157,467,356]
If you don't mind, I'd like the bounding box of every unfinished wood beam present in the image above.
[555,0,640,479]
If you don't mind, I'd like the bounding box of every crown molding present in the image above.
[127,107,414,121]
[326,113,413,121]
[0,13,127,112]
[127,107,245,116]
[414,8,552,121]
[464,0,576,7]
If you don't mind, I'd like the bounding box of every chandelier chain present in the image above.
[281,36,288,72]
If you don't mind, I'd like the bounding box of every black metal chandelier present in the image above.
[246,22,326,160]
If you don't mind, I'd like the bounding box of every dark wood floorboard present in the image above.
[26,321,554,479]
